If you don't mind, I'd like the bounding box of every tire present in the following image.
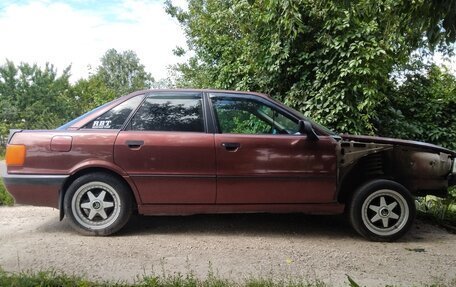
[348,179,416,242]
[64,172,133,236]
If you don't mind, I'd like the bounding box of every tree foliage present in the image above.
[378,65,456,150]
[69,75,116,118]
[0,61,72,140]
[97,49,154,96]
[166,0,455,135]
[402,0,456,47]
[0,49,153,142]
[70,49,154,118]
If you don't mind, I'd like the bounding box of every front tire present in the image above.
[348,179,416,242]
[64,173,133,236]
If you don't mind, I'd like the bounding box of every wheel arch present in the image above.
[337,151,392,204]
[59,166,140,220]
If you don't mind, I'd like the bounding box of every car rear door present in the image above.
[210,93,337,204]
[114,92,216,204]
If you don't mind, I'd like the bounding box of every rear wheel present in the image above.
[348,179,415,241]
[64,173,132,236]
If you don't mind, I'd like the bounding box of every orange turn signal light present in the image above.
[5,144,26,166]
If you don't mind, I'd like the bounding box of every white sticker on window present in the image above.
[92,120,112,129]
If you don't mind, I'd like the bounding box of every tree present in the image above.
[397,0,456,47]
[0,60,72,139]
[67,49,156,119]
[0,49,156,143]
[97,49,154,96]
[68,75,117,120]
[377,64,456,150]
[166,0,455,135]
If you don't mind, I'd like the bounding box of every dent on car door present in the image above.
[210,94,337,204]
[114,92,216,204]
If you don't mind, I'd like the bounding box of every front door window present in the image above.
[211,97,299,135]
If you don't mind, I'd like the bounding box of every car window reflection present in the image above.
[131,97,204,132]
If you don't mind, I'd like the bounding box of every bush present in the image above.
[0,151,13,206]
[377,64,456,151]
[0,179,13,206]
[416,187,456,225]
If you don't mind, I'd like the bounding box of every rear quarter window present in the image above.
[84,95,143,129]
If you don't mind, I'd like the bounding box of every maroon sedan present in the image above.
[1,89,455,241]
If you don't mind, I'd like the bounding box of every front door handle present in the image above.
[222,142,240,151]
[126,140,144,149]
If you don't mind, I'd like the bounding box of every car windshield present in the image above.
[56,100,114,130]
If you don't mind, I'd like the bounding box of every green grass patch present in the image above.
[0,268,455,287]
[0,269,94,287]
[0,268,330,287]
[0,178,14,206]
[416,187,456,229]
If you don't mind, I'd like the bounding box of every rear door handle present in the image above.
[222,142,240,151]
[126,140,144,149]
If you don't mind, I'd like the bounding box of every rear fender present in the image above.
[69,159,128,176]
[59,160,141,220]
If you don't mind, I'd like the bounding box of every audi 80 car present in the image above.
[1,89,455,241]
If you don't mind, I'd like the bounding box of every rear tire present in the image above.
[64,172,132,236]
[348,179,416,242]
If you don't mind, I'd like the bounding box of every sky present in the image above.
[0,0,188,82]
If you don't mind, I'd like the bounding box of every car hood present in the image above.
[340,134,456,156]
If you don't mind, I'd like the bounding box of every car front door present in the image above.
[210,93,337,204]
[114,92,216,204]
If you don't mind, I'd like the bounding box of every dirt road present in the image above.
[0,206,455,286]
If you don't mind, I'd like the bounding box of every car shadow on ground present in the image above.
[120,213,437,242]
[38,211,353,238]
[38,211,438,242]
[120,213,357,239]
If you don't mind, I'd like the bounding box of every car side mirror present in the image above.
[299,120,319,141]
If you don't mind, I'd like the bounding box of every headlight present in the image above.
[453,159,456,174]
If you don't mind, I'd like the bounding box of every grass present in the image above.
[0,268,330,287]
[416,187,456,228]
[1,268,455,287]
[0,179,14,206]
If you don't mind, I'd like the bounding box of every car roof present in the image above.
[127,88,271,99]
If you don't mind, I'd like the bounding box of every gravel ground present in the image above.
[0,206,455,286]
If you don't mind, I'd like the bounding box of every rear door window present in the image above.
[129,94,204,132]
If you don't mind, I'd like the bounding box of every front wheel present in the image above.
[64,173,133,236]
[348,179,416,242]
